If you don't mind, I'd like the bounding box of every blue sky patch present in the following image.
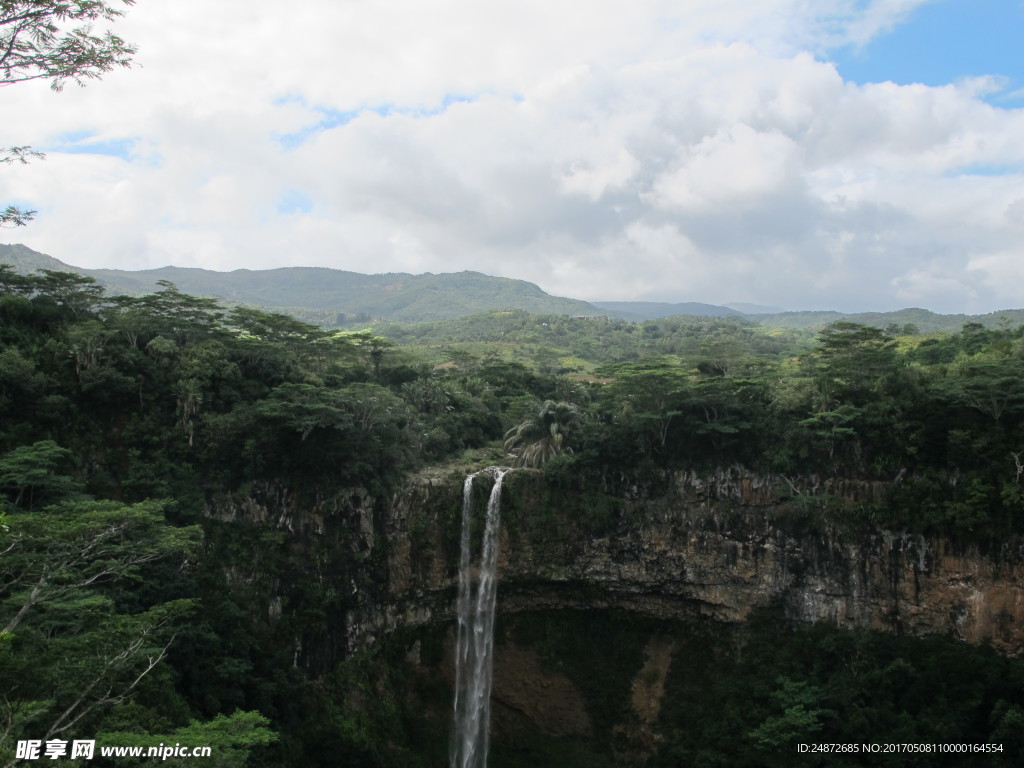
[831,0,1024,102]
[276,188,314,215]
[274,105,360,150]
[273,93,483,149]
[55,129,95,143]
[46,131,138,160]
[947,161,1023,177]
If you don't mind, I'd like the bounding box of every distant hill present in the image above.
[590,300,742,319]
[83,265,606,322]
[4,243,1024,331]
[748,307,1024,333]
[0,244,605,324]
[0,243,91,276]
[723,302,785,315]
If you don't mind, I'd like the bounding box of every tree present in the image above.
[814,322,897,396]
[0,147,43,227]
[2,0,139,225]
[950,358,1024,424]
[747,677,830,754]
[0,499,199,764]
[599,357,689,454]
[34,269,106,317]
[503,399,583,467]
[0,440,83,510]
[98,710,278,768]
[690,375,755,453]
[1,1,137,89]
[1,499,197,634]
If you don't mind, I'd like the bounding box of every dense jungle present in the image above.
[2,266,1024,767]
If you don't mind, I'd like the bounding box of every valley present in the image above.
[1,257,1023,766]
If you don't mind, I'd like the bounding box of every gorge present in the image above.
[5,271,1024,766]
[206,464,1024,765]
[335,467,1024,655]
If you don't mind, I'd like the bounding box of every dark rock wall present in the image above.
[340,467,1024,657]
[203,467,1024,673]
[201,467,1024,764]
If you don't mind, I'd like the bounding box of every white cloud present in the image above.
[648,122,803,211]
[1,0,1022,313]
[966,248,1024,309]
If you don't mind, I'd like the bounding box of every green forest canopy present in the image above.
[3,266,1024,766]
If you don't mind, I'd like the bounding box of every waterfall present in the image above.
[451,467,508,768]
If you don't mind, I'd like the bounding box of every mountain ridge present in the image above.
[590,300,744,319]
[0,244,608,323]
[3,243,1024,330]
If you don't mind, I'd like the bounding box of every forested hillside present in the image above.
[7,243,1024,331]
[589,300,743,319]
[373,310,812,372]
[749,307,1024,333]
[3,266,1024,766]
[0,244,604,324]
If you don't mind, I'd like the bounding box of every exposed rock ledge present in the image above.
[343,467,1024,657]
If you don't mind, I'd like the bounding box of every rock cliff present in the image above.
[203,466,1024,764]
[340,466,1024,657]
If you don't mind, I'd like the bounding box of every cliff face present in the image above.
[340,467,1024,658]
[202,467,1024,764]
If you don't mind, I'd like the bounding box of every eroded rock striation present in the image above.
[339,467,1024,657]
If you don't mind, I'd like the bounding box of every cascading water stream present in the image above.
[451,467,509,768]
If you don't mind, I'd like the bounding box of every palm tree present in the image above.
[503,400,583,467]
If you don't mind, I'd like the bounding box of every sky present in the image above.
[2,0,1023,314]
